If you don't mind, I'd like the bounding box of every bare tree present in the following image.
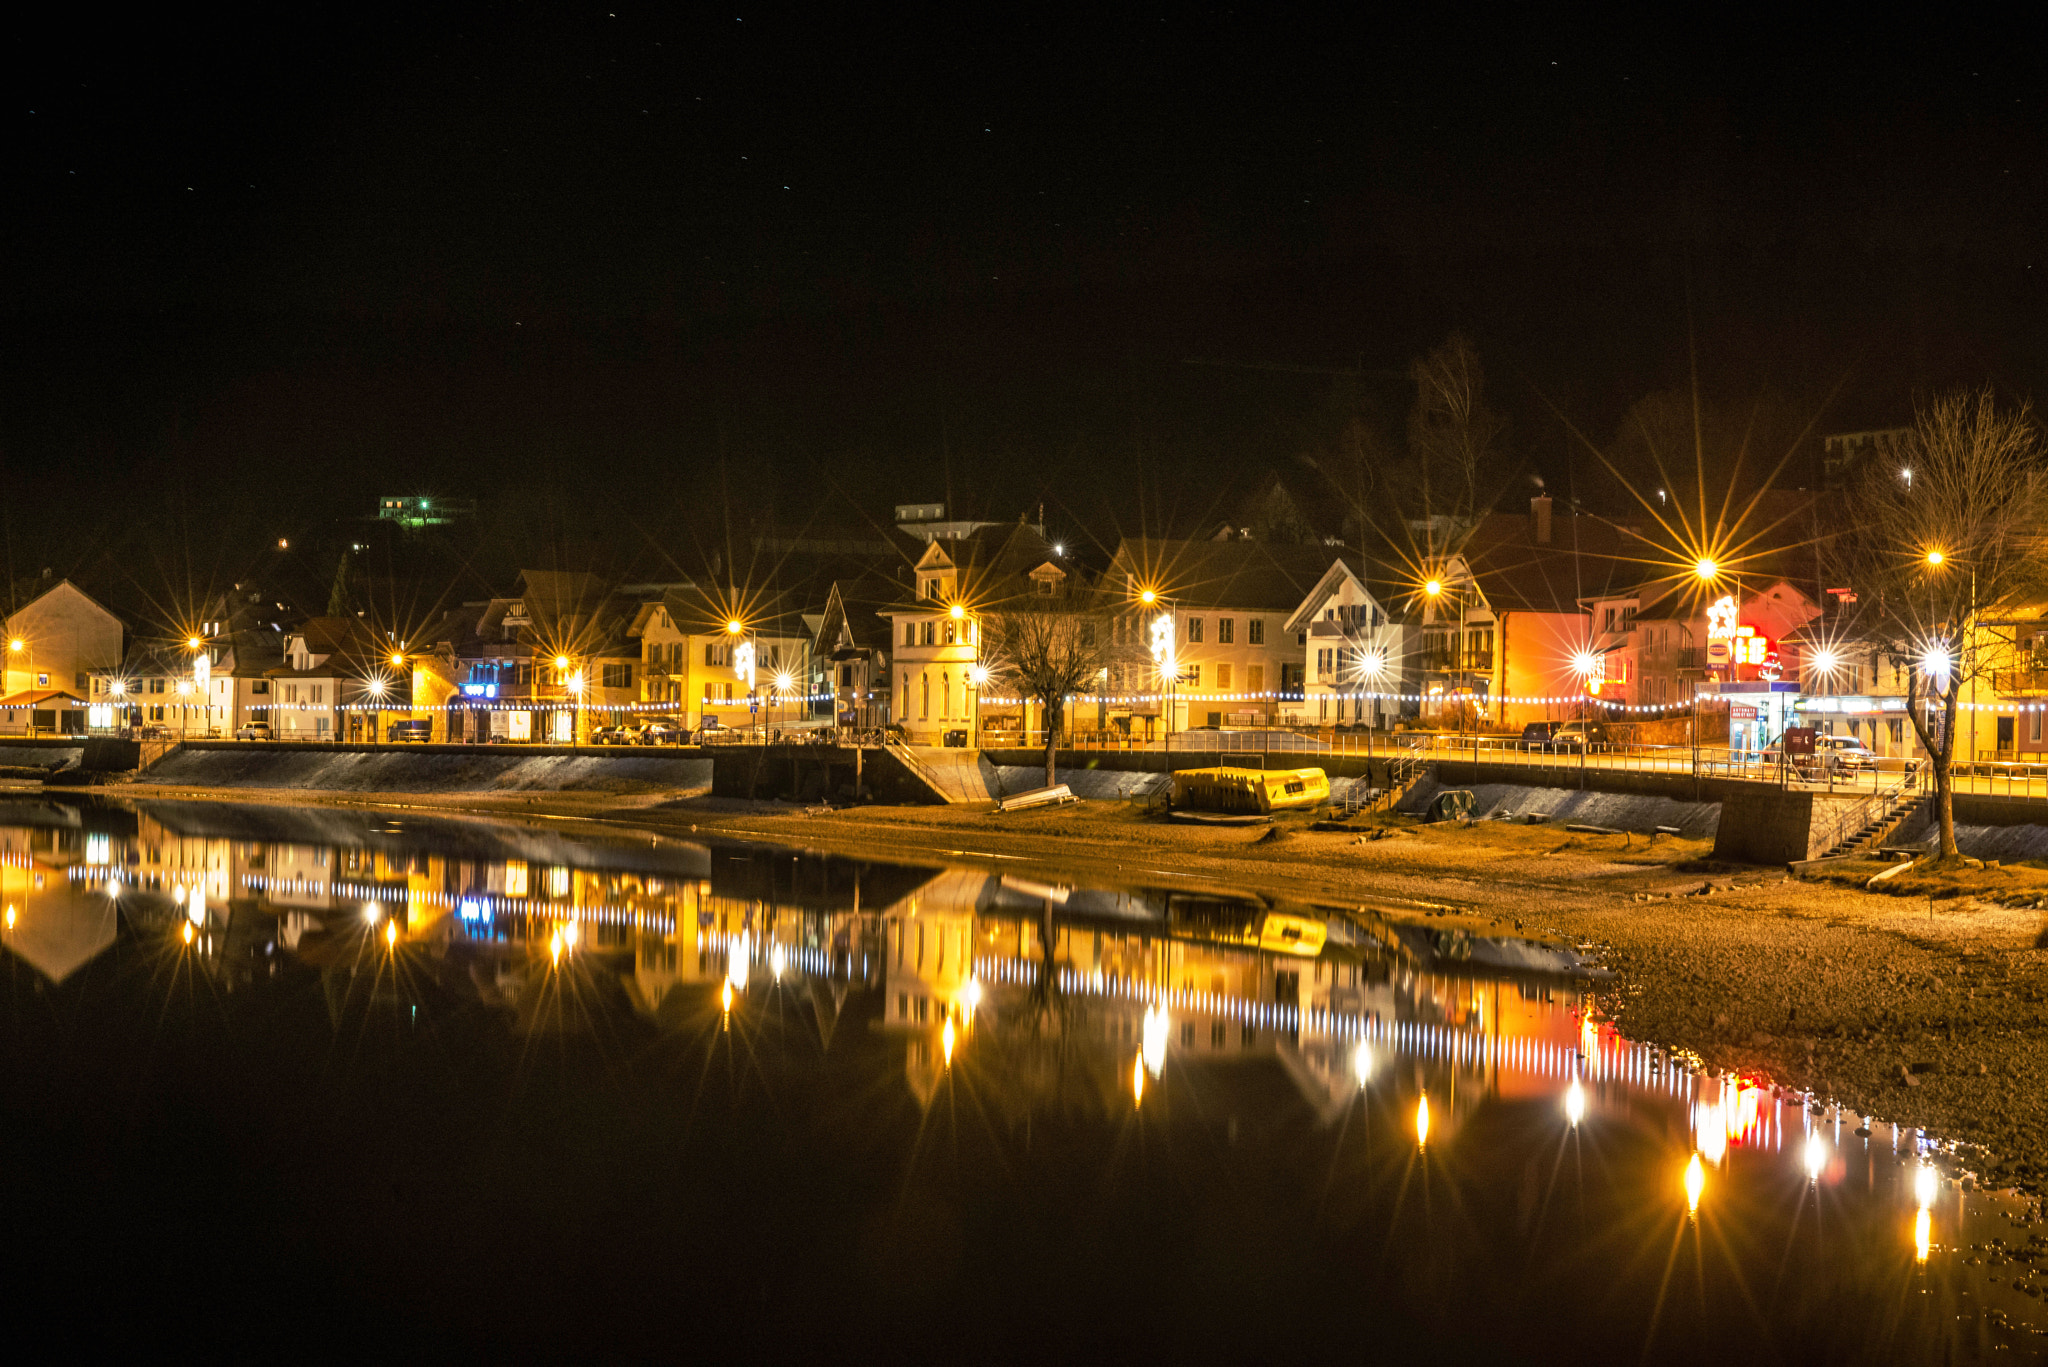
[1829,389,2048,861]
[1406,332,1506,528]
[987,604,1108,788]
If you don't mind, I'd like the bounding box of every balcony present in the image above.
[1994,669,2048,697]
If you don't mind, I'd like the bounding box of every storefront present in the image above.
[1716,680,1799,753]
[1792,693,1916,758]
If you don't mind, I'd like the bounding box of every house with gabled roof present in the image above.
[814,576,896,729]
[627,584,812,736]
[1282,557,1412,729]
[4,579,124,735]
[879,520,1066,746]
[1101,535,1334,733]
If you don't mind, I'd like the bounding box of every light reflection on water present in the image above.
[0,798,2044,1358]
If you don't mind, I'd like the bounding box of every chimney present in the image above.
[1530,494,1553,545]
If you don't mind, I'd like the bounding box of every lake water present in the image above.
[1,796,2043,1361]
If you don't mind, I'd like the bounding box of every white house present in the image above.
[1282,558,1409,729]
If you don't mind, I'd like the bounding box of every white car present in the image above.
[1814,734,1878,770]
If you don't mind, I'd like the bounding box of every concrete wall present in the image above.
[0,737,140,773]
[1712,788,1866,864]
[141,739,711,794]
[707,744,991,804]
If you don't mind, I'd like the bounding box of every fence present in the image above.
[1005,725,1947,795]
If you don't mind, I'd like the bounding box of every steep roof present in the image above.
[1104,537,1338,613]
[3,578,124,630]
[884,521,1067,613]
[1454,512,1646,615]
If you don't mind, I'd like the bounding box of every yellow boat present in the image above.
[1170,766,1330,815]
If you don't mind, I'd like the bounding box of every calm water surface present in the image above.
[1,796,2043,1362]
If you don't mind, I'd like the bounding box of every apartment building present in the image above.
[1101,536,1333,734]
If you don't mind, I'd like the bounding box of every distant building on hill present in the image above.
[376,495,476,529]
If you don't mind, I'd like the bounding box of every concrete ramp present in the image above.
[140,741,711,794]
[893,746,994,803]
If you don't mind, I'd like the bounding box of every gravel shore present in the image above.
[105,779,2048,1191]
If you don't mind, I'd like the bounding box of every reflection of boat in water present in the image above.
[1385,922,1601,977]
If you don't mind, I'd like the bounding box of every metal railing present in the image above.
[1811,766,1925,857]
[1948,758,2048,800]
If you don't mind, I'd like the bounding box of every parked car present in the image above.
[625,717,683,744]
[589,722,636,744]
[386,719,432,743]
[1519,719,1608,751]
[693,718,741,745]
[1763,733,1877,774]
[131,723,173,740]
[1546,721,1610,752]
[234,721,272,741]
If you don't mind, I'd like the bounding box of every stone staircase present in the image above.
[1817,787,1928,859]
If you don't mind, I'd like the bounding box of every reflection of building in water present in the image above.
[0,842,117,983]
[2,808,1676,1140]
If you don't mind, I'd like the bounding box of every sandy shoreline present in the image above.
[79,778,2048,1192]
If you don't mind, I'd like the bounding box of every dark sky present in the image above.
[5,6,2046,609]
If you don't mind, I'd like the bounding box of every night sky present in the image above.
[4,7,2045,612]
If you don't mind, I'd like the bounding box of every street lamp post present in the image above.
[1140,588,1175,749]
[1925,547,1977,769]
[389,651,410,742]
[8,637,32,736]
[553,654,580,744]
[725,620,759,742]
[1691,558,1721,788]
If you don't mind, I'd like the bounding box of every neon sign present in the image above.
[1148,613,1175,680]
[1705,594,1770,668]
[1706,594,1739,640]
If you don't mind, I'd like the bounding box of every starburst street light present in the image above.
[1921,642,1952,681]
[949,603,965,620]
[1423,578,1444,598]
[725,618,744,635]
[1924,549,1946,568]
[1694,558,1719,582]
[1139,588,1157,605]
[1809,646,1840,680]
